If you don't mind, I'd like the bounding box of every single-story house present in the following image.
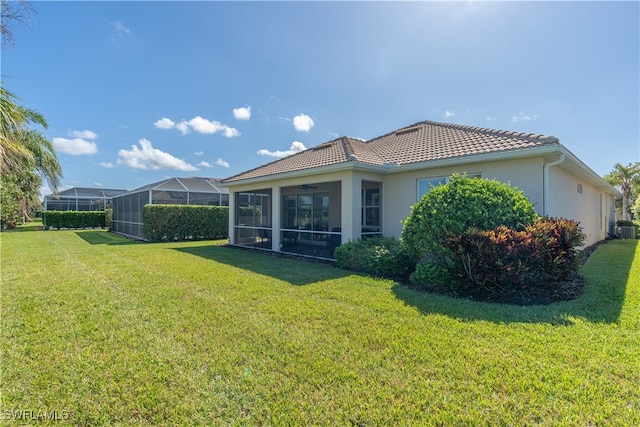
[221,120,617,259]
[112,176,229,240]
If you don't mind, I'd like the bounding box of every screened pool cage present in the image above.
[111,177,229,240]
[43,187,128,213]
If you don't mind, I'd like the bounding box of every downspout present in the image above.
[543,154,565,216]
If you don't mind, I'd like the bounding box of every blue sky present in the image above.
[3,1,639,195]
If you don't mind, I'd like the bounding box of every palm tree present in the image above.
[0,86,61,192]
[605,162,640,221]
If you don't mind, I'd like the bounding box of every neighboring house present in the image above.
[222,120,616,259]
[111,177,229,240]
[44,187,128,211]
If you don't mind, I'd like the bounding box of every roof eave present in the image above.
[221,161,368,188]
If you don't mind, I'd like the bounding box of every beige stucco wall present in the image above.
[548,166,614,247]
[381,157,545,239]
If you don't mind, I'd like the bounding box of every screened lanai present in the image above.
[44,187,128,211]
[232,180,382,259]
[111,177,229,240]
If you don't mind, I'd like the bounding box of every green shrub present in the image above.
[409,258,457,290]
[616,219,635,227]
[335,236,415,281]
[143,205,228,242]
[401,174,538,261]
[44,211,107,229]
[0,179,20,230]
[105,209,113,230]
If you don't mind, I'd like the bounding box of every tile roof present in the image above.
[223,120,560,183]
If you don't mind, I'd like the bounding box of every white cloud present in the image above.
[188,116,223,134]
[197,161,213,168]
[194,151,204,156]
[486,116,496,121]
[154,118,176,129]
[53,137,98,155]
[157,116,240,137]
[94,182,103,187]
[512,111,539,123]
[176,121,190,135]
[69,129,98,139]
[117,138,197,171]
[216,158,230,168]
[53,129,100,155]
[222,126,240,138]
[233,106,251,120]
[293,114,314,132]
[258,141,306,158]
[444,110,455,118]
[112,21,131,40]
[100,162,115,168]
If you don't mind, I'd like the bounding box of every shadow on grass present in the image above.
[5,224,43,232]
[75,231,141,246]
[3,220,44,232]
[392,240,637,325]
[172,244,352,286]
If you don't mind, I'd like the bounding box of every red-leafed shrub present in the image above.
[526,217,586,282]
[444,226,539,293]
[441,218,586,302]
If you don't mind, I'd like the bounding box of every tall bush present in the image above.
[143,205,228,242]
[402,174,538,261]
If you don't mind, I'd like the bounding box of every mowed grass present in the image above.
[1,226,639,425]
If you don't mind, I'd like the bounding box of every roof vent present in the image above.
[395,125,420,136]
[312,142,333,151]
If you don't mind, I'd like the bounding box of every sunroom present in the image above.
[230,178,382,260]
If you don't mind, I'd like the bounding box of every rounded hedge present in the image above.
[334,236,415,281]
[401,174,538,260]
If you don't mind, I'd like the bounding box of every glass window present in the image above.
[362,182,381,234]
[297,195,312,230]
[313,193,329,231]
[417,177,447,200]
[417,174,481,200]
[282,192,329,232]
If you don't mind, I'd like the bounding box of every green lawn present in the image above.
[1,226,639,425]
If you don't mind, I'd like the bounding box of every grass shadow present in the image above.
[172,244,352,286]
[3,219,44,232]
[75,231,141,246]
[392,240,637,325]
[5,224,43,232]
[174,240,635,322]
